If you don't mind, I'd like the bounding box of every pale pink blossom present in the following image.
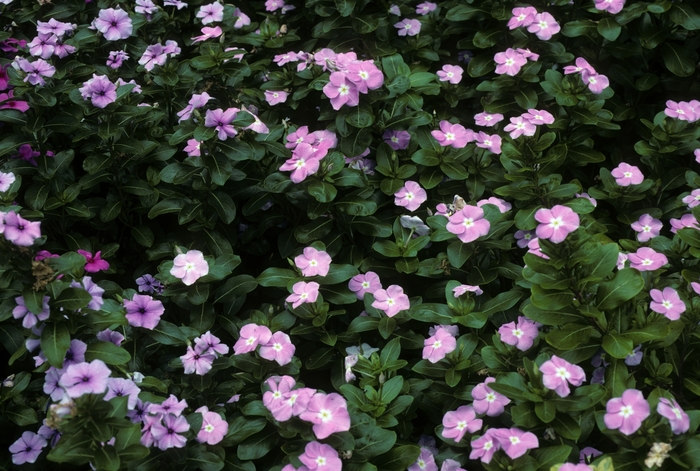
[233,324,272,354]
[295,247,332,277]
[170,250,209,285]
[649,287,685,320]
[540,355,586,397]
[437,64,464,84]
[631,214,662,242]
[628,247,668,271]
[472,377,510,416]
[604,389,649,435]
[494,48,527,76]
[348,272,382,299]
[441,405,482,442]
[508,6,538,29]
[372,285,410,317]
[474,112,504,127]
[394,18,421,36]
[259,331,296,365]
[611,162,644,186]
[423,326,457,363]
[395,180,428,212]
[431,121,474,148]
[447,205,490,243]
[527,12,560,40]
[535,205,580,243]
[498,316,538,350]
[286,281,320,308]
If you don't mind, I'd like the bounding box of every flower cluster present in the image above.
[234,323,296,366]
[139,40,180,71]
[422,325,458,363]
[494,47,538,76]
[507,7,561,40]
[280,127,337,182]
[470,427,539,463]
[665,100,700,123]
[180,331,229,375]
[563,57,610,94]
[320,51,384,110]
[504,108,555,138]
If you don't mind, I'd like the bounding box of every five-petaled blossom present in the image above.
[631,214,662,242]
[286,281,320,309]
[423,326,457,363]
[494,48,527,76]
[649,287,685,320]
[299,441,342,471]
[498,316,538,351]
[492,428,539,459]
[259,331,296,366]
[234,324,273,354]
[395,180,428,212]
[196,406,229,444]
[442,405,482,443]
[627,247,668,271]
[539,355,586,397]
[171,250,209,285]
[9,432,47,465]
[437,64,464,84]
[394,18,421,36]
[447,205,491,243]
[349,271,382,299]
[372,284,410,317]
[431,121,473,148]
[595,0,625,14]
[657,397,690,434]
[470,429,500,463]
[472,377,511,416]
[299,392,351,439]
[535,205,580,243]
[611,162,644,186]
[59,359,112,398]
[604,389,650,435]
[295,247,332,277]
[124,294,165,330]
[527,12,560,40]
[94,8,133,41]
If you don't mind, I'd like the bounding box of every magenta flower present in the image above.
[0,90,30,113]
[59,359,111,398]
[13,295,50,329]
[498,316,539,351]
[630,214,662,242]
[299,441,342,471]
[265,90,288,106]
[395,181,428,212]
[431,121,474,148]
[516,48,540,61]
[494,48,527,76]
[348,271,382,299]
[77,249,110,272]
[279,143,324,183]
[595,0,625,14]
[416,2,437,14]
[9,432,47,465]
[423,326,457,363]
[470,430,501,463]
[493,428,539,459]
[286,281,320,309]
[611,162,644,186]
[180,345,215,375]
[259,331,296,365]
[527,12,560,40]
[682,189,700,208]
[383,129,411,150]
[628,247,668,271]
[372,284,410,317]
[474,112,504,127]
[437,64,464,84]
[394,18,421,36]
[535,205,580,243]
[508,6,538,29]
[657,397,690,434]
[453,284,482,297]
[408,448,437,471]
[346,61,384,93]
[504,116,536,138]
[152,413,190,450]
[581,70,610,94]
[124,294,165,329]
[472,377,511,416]
[299,392,351,439]
[523,109,555,125]
[670,213,699,233]
[3,211,41,246]
[649,287,685,320]
[171,249,209,285]
[322,72,360,110]
[204,108,238,140]
[475,131,502,154]
[441,405,482,442]
[197,2,224,24]
[295,247,332,277]
[104,378,141,409]
[196,408,229,444]
[78,74,117,108]
[233,323,273,354]
[540,355,586,397]
[94,8,133,41]
[446,205,490,243]
[604,389,650,435]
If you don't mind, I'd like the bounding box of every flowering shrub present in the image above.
[2,0,700,470]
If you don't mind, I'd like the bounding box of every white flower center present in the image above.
[362,281,370,288]
[310,259,318,266]
[446,72,454,77]
[433,340,442,349]
[518,14,526,20]
[317,456,327,466]
[273,391,282,399]
[484,139,492,146]
[505,58,514,66]
[406,192,414,200]
[486,392,496,402]
[359,71,369,79]
[512,328,523,338]
[445,132,455,140]
[295,158,306,169]
[463,218,474,228]
[319,409,332,421]
[339,85,349,95]
[662,300,672,308]
[510,436,520,445]
[456,420,466,430]
[550,217,562,229]
[539,20,547,28]
[205,424,215,432]
[387,297,395,306]
[273,342,282,351]
[555,367,570,379]
[643,225,651,232]
[642,259,652,265]
[185,262,195,271]
[620,405,634,418]
[624,171,632,178]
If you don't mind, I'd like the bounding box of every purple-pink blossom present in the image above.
[2,211,42,246]
[299,392,351,439]
[416,1,437,14]
[372,284,410,317]
[346,60,384,93]
[442,405,482,442]
[78,74,117,108]
[523,109,555,125]
[494,48,527,76]
[295,247,332,277]
[446,205,490,243]
[474,112,504,127]
[492,428,539,459]
[564,57,596,75]
[611,162,644,186]
[422,326,457,363]
[383,129,411,150]
[195,407,228,444]
[9,432,46,465]
[470,429,500,463]
[527,12,560,40]
[197,2,224,24]
[104,378,141,409]
[477,197,511,213]
[682,189,700,208]
[657,397,690,434]
[259,331,296,365]
[204,108,238,140]
[349,271,382,299]
[437,64,464,84]
[595,0,625,14]
[394,18,421,36]
[286,281,320,309]
[265,90,288,106]
[665,100,699,122]
[106,50,129,69]
[508,6,538,29]
[299,441,342,471]
[627,247,668,271]
[124,294,165,329]
[233,323,273,354]
[77,249,110,272]
[180,345,215,375]
[515,230,535,248]
[472,377,511,416]
[670,213,699,233]
[631,214,662,242]
[475,131,502,154]
[535,205,580,243]
[581,70,610,94]
[13,295,50,329]
[604,389,650,435]
[649,287,685,320]
[395,180,428,212]
[94,8,133,41]
[504,116,536,138]
[453,284,482,297]
[498,316,538,351]
[540,355,586,397]
[431,121,473,148]
[280,142,325,183]
[171,249,209,285]
[408,447,438,471]
[59,359,111,398]
[152,414,190,450]
[322,72,360,110]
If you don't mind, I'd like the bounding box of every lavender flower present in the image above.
[94,8,133,41]
[9,432,47,465]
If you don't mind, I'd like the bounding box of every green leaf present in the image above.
[237,430,278,460]
[546,324,596,350]
[445,4,482,20]
[531,446,572,470]
[147,320,189,346]
[662,42,695,77]
[605,360,631,397]
[373,445,420,471]
[225,417,267,445]
[480,290,523,315]
[467,54,495,77]
[551,414,581,440]
[6,404,38,426]
[256,268,298,288]
[602,333,633,359]
[94,446,120,471]
[131,225,154,248]
[378,317,396,339]
[670,4,700,30]
[354,424,396,460]
[54,287,93,310]
[41,323,71,368]
[514,88,538,110]
[85,341,131,365]
[596,268,644,310]
[531,285,574,310]
[348,316,380,333]
[597,17,621,41]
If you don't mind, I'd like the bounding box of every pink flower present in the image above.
[170,249,209,285]
[204,108,238,140]
[233,323,273,354]
[395,180,428,212]
[299,392,351,439]
[670,213,699,233]
[9,432,46,465]
[346,61,384,93]
[628,247,668,271]
[475,131,502,154]
[423,326,457,363]
[527,12,560,40]
[280,142,326,183]
[527,237,549,259]
[299,441,342,471]
[192,26,223,42]
[535,205,580,243]
[77,249,110,273]
[265,90,288,106]
[394,18,421,36]
[581,70,610,94]
[286,281,320,308]
[576,192,597,207]
[504,116,536,138]
[474,112,504,127]
[563,57,596,75]
[470,430,500,463]
[516,48,539,61]
[59,359,111,398]
[649,287,685,320]
[124,294,165,330]
[79,74,117,108]
[478,197,511,213]
[472,377,511,416]
[540,355,586,397]
[508,6,538,29]
[682,189,700,208]
[13,296,50,329]
[348,271,382,299]
[3,212,41,247]
[372,284,410,317]
[442,405,482,443]
[295,247,332,277]
[494,48,527,76]
[197,409,228,444]
[180,345,215,375]
[408,448,438,471]
[152,414,190,450]
[657,397,690,434]
[560,464,593,471]
[431,121,473,148]
[383,129,411,150]
[259,331,296,365]
[453,284,482,297]
[664,100,698,122]
[604,389,650,435]
[322,72,360,110]
[184,139,202,156]
[195,331,229,357]
[197,2,224,24]
[437,64,464,84]
[498,316,538,351]
[611,162,644,186]
[493,428,539,459]
[446,205,490,243]
[630,214,662,242]
[416,2,437,14]
[94,8,133,41]
[523,109,555,125]
[595,0,625,14]
[263,375,297,418]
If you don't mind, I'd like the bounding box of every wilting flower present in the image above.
[657,397,690,434]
